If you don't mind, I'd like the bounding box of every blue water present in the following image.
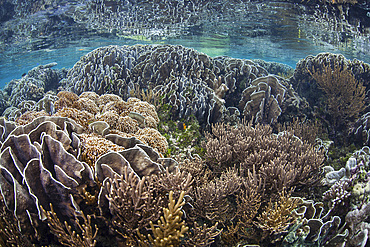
[1,0,370,88]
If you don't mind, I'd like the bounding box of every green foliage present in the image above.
[157,103,204,158]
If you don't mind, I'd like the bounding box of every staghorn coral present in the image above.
[183,222,221,247]
[276,117,322,145]
[148,168,193,200]
[0,196,33,246]
[105,166,164,243]
[178,154,212,187]
[190,168,242,225]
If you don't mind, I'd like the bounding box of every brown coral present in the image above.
[105,167,164,243]
[204,120,325,193]
[54,91,79,111]
[309,62,366,125]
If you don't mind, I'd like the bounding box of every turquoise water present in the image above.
[1,0,369,87]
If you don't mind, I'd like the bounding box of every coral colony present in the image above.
[0,44,370,246]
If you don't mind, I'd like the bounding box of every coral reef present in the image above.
[238,75,306,125]
[63,44,273,126]
[290,52,370,143]
[203,120,325,192]
[1,45,370,247]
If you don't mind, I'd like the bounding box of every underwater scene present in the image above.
[1,0,370,246]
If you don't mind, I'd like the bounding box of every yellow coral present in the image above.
[256,189,302,235]
[139,191,188,247]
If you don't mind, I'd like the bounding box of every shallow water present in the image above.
[0,0,369,87]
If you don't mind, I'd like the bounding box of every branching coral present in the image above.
[191,168,242,225]
[309,62,365,125]
[105,167,164,242]
[256,189,302,235]
[183,222,221,247]
[138,191,189,247]
[204,120,325,192]
[42,203,98,247]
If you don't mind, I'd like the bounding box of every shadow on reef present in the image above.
[0,45,370,246]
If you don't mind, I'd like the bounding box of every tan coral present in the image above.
[16,110,50,125]
[54,91,79,111]
[73,97,99,115]
[101,100,130,115]
[97,94,122,109]
[95,111,119,130]
[136,127,168,154]
[54,107,95,129]
[79,133,125,167]
[127,98,159,124]
[79,91,99,103]
[144,116,157,128]
[117,116,140,133]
